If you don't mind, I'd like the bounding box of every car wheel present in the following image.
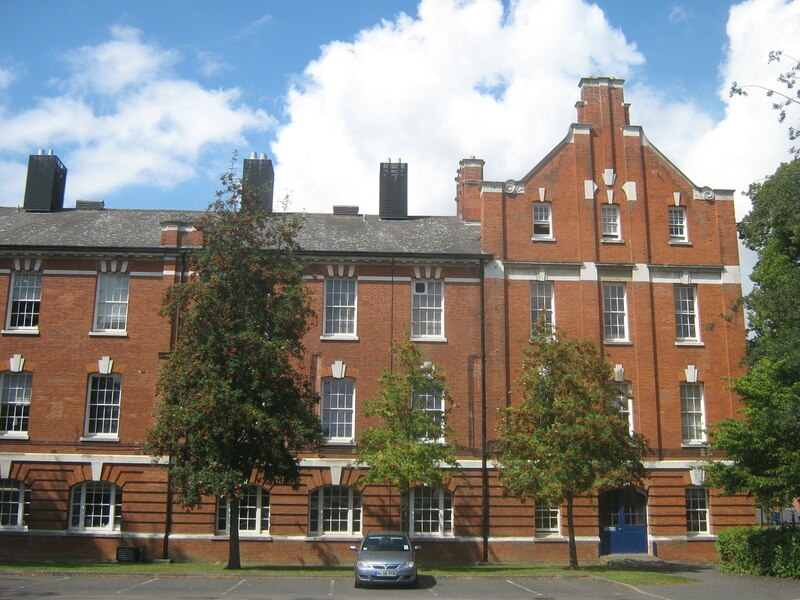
[354,577,362,589]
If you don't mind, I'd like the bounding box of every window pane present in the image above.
[412,389,444,442]
[87,375,121,435]
[94,274,129,331]
[71,482,121,530]
[407,487,453,535]
[603,283,627,340]
[601,205,620,238]
[686,488,708,533]
[532,203,551,237]
[530,282,553,334]
[310,486,360,535]
[321,378,354,440]
[681,383,704,442]
[412,281,443,338]
[669,206,686,240]
[535,504,559,532]
[674,286,698,341]
[324,279,356,335]
[1,372,32,433]
[218,485,269,534]
[612,382,633,434]
[0,479,29,527]
[9,273,42,329]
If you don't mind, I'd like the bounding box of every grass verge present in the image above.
[0,561,696,586]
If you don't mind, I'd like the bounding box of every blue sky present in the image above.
[0,0,798,226]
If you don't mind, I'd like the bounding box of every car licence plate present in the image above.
[375,570,397,577]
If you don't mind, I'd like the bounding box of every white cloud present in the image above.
[0,26,274,206]
[0,67,15,91]
[196,51,232,78]
[683,0,800,219]
[273,0,643,214]
[227,14,273,42]
[668,6,691,24]
[61,25,179,96]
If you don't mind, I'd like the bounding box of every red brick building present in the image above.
[0,77,749,564]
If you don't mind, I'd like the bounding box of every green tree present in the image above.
[145,167,322,569]
[731,50,800,157]
[355,336,461,529]
[705,360,800,510]
[497,325,648,569]
[705,158,800,508]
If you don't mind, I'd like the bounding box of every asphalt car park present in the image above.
[5,567,800,600]
[0,574,640,599]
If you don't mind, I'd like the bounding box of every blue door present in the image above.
[599,489,648,554]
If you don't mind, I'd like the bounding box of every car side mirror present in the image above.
[349,545,358,551]
[414,546,422,551]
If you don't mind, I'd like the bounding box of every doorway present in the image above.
[599,488,648,554]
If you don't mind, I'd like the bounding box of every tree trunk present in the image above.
[566,492,579,569]
[226,497,241,570]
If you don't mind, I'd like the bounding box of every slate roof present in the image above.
[0,207,485,258]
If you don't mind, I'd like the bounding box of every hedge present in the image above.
[716,525,800,578]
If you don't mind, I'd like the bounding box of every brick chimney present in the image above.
[455,157,484,221]
[242,152,274,211]
[575,77,630,128]
[23,150,67,212]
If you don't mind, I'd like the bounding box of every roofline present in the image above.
[297,250,490,261]
[0,246,489,262]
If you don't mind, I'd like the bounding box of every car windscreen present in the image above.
[362,535,410,552]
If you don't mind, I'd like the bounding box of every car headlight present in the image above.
[356,561,369,569]
[401,560,415,569]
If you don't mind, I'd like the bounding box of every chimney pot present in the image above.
[242,153,274,212]
[23,151,68,212]
[379,161,408,220]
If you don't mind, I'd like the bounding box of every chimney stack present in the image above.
[23,150,67,212]
[242,152,274,211]
[379,160,408,220]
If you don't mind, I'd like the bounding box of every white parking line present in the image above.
[116,578,159,594]
[222,579,246,595]
[505,579,543,596]
[328,579,335,596]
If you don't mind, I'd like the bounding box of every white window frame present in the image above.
[0,371,32,437]
[323,278,357,338]
[674,285,700,343]
[411,280,444,340]
[217,485,270,536]
[530,281,554,336]
[612,381,634,435]
[680,382,706,445]
[6,272,42,332]
[402,486,454,537]
[532,202,553,239]
[93,273,129,333]
[534,503,560,535]
[685,487,709,534]
[669,206,688,242]
[601,204,621,240]
[0,478,30,530]
[321,378,355,443]
[69,481,122,532]
[308,485,362,536]
[412,388,445,443]
[84,373,121,439]
[602,282,628,342]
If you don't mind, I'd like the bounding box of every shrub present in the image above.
[716,525,800,578]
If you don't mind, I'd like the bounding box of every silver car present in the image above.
[351,531,420,587]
